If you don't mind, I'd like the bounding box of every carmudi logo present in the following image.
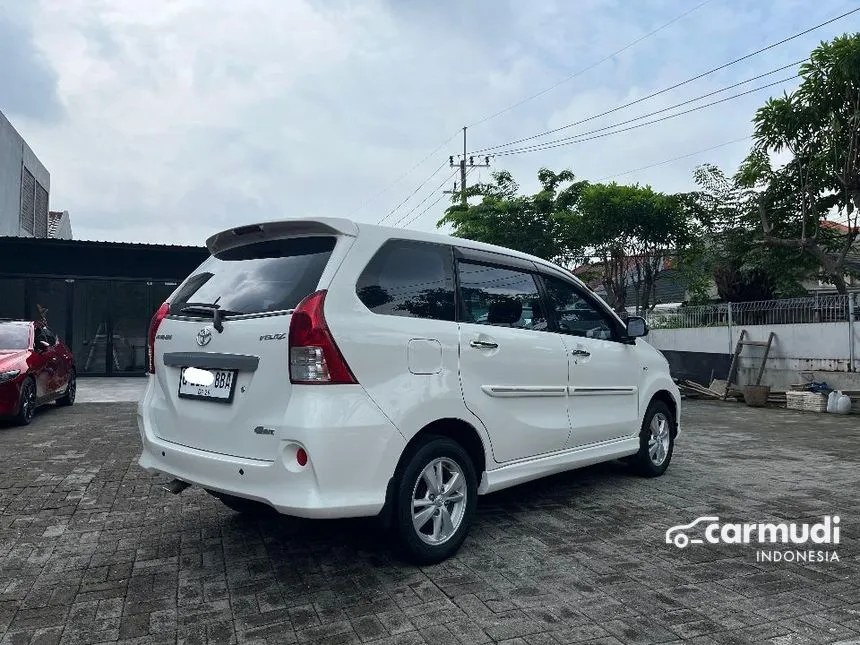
[665,515,841,563]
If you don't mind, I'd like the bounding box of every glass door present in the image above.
[111,281,151,374]
[0,279,25,319]
[72,280,111,375]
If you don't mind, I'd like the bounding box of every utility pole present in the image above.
[448,126,490,206]
[460,127,467,206]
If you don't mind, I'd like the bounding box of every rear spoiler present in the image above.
[206,217,359,256]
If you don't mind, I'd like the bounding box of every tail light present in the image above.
[289,290,357,384]
[147,302,170,374]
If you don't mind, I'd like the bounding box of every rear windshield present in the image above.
[170,236,336,315]
[0,324,29,350]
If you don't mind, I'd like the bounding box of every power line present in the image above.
[489,61,801,155]
[401,138,756,231]
[348,129,460,219]
[491,76,796,157]
[400,193,449,230]
[400,168,477,229]
[467,0,715,128]
[390,168,460,228]
[593,135,753,182]
[377,159,450,225]
[470,6,860,155]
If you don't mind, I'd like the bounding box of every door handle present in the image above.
[470,340,499,350]
[570,349,590,357]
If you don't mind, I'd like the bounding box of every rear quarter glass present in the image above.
[170,236,337,315]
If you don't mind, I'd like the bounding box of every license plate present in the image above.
[178,367,237,403]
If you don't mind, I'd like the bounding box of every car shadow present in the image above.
[0,400,64,429]
[210,459,639,564]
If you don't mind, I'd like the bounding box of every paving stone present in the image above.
[1,401,859,644]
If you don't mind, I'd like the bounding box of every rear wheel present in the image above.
[630,400,675,477]
[206,490,273,516]
[57,369,76,407]
[392,436,477,564]
[15,378,37,426]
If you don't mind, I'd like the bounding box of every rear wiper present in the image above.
[178,302,239,333]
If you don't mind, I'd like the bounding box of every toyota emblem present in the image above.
[196,328,212,346]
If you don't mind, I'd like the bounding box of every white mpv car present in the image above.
[138,217,680,563]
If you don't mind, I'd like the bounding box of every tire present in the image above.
[57,369,76,407]
[392,436,477,565]
[15,378,37,426]
[206,490,272,516]
[630,400,675,477]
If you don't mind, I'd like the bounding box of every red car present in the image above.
[0,319,77,425]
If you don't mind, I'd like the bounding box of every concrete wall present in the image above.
[647,321,860,390]
[0,109,50,237]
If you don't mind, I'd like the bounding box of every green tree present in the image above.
[685,164,812,301]
[738,33,860,293]
[576,182,694,314]
[437,168,588,267]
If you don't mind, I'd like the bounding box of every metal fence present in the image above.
[645,294,858,329]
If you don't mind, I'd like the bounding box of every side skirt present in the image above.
[478,437,640,495]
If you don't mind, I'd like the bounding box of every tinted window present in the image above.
[543,275,616,340]
[356,240,455,321]
[0,324,30,350]
[458,262,547,330]
[171,236,336,315]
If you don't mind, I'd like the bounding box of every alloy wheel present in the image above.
[648,412,671,466]
[411,457,468,546]
[22,382,35,422]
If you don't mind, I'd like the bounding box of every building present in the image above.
[0,236,209,376]
[48,210,73,240]
[1,111,206,377]
[0,108,71,239]
[573,255,696,313]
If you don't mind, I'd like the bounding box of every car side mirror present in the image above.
[625,316,648,339]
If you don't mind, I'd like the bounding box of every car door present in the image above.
[456,253,571,464]
[42,326,67,394]
[30,324,53,399]
[540,274,641,448]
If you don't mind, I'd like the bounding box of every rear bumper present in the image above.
[136,378,408,519]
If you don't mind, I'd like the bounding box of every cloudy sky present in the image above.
[2,0,858,245]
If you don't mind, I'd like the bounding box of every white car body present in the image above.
[137,217,680,559]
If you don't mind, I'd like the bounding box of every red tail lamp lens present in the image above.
[288,290,357,384]
[147,302,170,374]
[296,448,308,467]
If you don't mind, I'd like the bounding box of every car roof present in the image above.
[206,216,586,287]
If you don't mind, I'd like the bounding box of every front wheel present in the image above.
[629,400,675,477]
[15,378,37,426]
[392,436,477,565]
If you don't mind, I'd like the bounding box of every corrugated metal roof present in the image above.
[0,235,205,250]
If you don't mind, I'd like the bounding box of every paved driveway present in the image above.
[1,401,859,645]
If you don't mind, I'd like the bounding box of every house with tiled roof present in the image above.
[802,220,860,294]
[47,210,73,239]
[575,219,860,310]
[574,254,701,312]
